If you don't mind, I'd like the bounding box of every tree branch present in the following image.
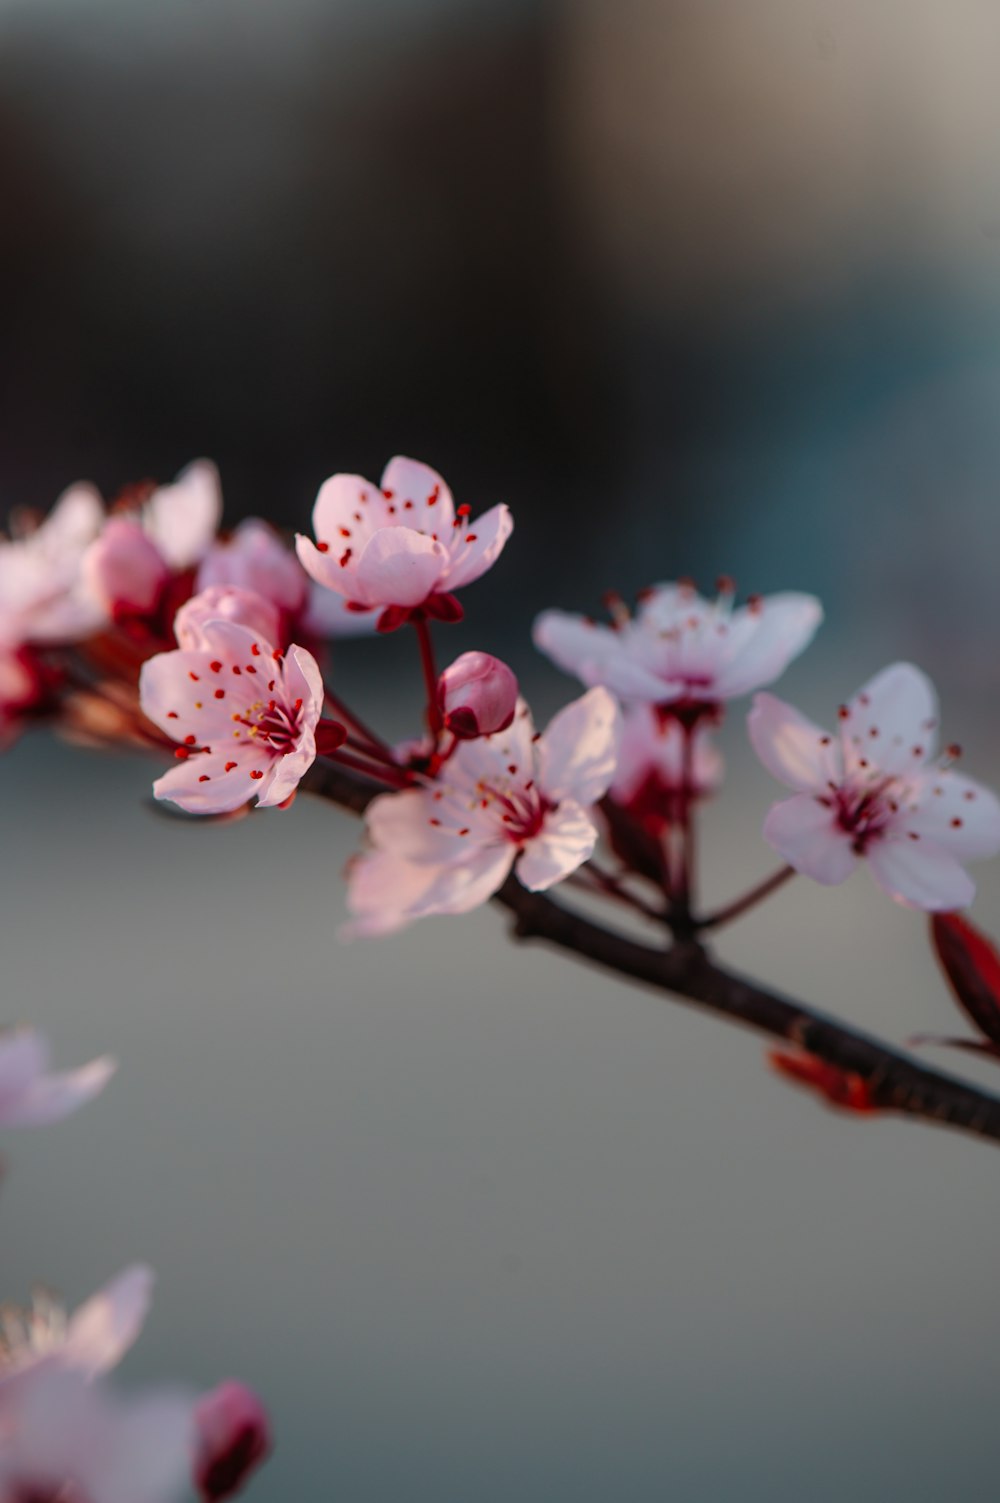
[305,760,1000,1149]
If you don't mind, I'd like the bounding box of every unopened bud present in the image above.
[83,517,168,616]
[438,652,517,739]
[194,1381,272,1502]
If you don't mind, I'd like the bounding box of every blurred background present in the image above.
[4,0,1000,1498]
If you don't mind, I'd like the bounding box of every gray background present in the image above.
[4,1,1000,1498]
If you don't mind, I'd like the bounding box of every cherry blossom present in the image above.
[83,517,171,618]
[748,662,1000,909]
[140,460,223,572]
[0,1265,152,1392]
[0,484,106,647]
[296,456,513,628]
[140,619,326,814]
[611,704,723,829]
[0,1028,115,1128]
[437,651,518,739]
[194,1382,271,1503]
[0,1369,194,1503]
[534,581,821,709]
[197,519,308,623]
[346,688,621,935]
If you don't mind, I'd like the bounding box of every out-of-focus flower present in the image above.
[610,704,723,830]
[139,620,326,813]
[173,587,282,655]
[0,484,106,646]
[0,1265,152,1392]
[0,1029,115,1128]
[296,457,513,629]
[346,688,621,935]
[197,519,308,625]
[140,461,223,573]
[194,1382,271,1503]
[749,663,1000,909]
[83,517,171,618]
[534,581,821,709]
[438,651,518,740]
[0,1369,194,1503]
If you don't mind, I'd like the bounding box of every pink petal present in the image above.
[312,473,386,542]
[712,593,823,698]
[762,794,858,885]
[536,687,621,806]
[82,518,169,614]
[380,456,455,528]
[444,504,513,590]
[867,836,975,910]
[353,528,448,608]
[62,1265,154,1377]
[0,1031,116,1128]
[0,1028,48,1099]
[197,519,307,615]
[346,846,515,935]
[43,483,105,552]
[516,800,598,889]
[194,1381,271,1503]
[144,460,222,570]
[173,586,281,652]
[366,789,472,863]
[152,753,265,814]
[303,580,379,637]
[139,648,243,744]
[747,693,841,793]
[839,662,938,776]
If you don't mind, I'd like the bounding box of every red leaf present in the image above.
[930,912,1000,1047]
[769,1049,881,1114]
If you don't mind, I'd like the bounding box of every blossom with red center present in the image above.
[534,581,822,709]
[0,1369,195,1503]
[194,1382,271,1503]
[139,619,325,814]
[0,484,105,647]
[346,688,621,935]
[0,1029,115,1129]
[295,456,513,628]
[748,662,1000,909]
[611,704,723,823]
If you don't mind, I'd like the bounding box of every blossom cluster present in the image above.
[4,449,1000,1481]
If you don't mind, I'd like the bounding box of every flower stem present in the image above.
[413,615,442,734]
[322,688,397,764]
[696,865,796,932]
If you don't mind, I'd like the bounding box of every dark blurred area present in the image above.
[4,0,1000,685]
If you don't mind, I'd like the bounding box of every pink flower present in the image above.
[0,1029,115,1128]
[0,1265,152,1392]
[438,651,518,739]
[197,519,308,621]
[611,705,723,826]
[296,456,513,628]
[140,620,325,814]
[346,688,621,935]
[0,484,106,646]
[173,587,282,655]
[534,581,822,708]
[194,1382,271,1503]
[82,517,171,617]
[748,662,1000,909]
[0,1369,194,1503]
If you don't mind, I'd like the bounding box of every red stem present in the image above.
[413,615,442,735]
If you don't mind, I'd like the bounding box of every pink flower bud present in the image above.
[438,651,518,739]
[83,517,169,617]
[194,1381,271,1502]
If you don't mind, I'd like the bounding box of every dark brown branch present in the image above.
[306,761,1000,1148]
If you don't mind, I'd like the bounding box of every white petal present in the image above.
[62,1265,154,1377]
[353,528,448,608]
[366,789,475,863]
[444,504,514,589]
[867,836,975,910]
[839,662,939,777]
[303,581,379,636]
[152,752,263,814]
[0,1028,48,1100]
[537,687,622,805]
[144,460,222,570]
[516,801,598,889]
[762,795,858,885]
[903,771,1000,861]
[747,693,841,793]
[345,845,514,934]
[712,593,823,698]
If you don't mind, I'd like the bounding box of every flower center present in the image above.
[234,696,303,755]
